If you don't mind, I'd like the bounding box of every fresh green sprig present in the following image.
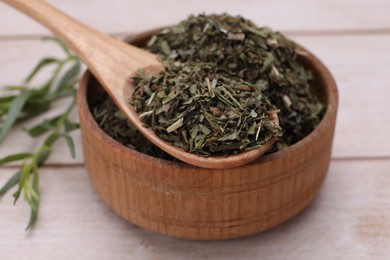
[0,37,81,230]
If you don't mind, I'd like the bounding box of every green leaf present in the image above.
[31,163,40,201]
[24,58,59,84]
[23,123,50,138]
[57,61,81,91]
[42,36,71,56]
[62,134,75,158]
[24,180,39,204]
[17,102,51,121]
[0,90,32,144]
[64,120,79,133]
[13,162,32,204]
[23,95,52,110]
[44,88,75,102]
[5,85,27,91]
[26,204,39,230]
[26,163,40,230]
[29,80,52,98]
[44,132,61,147]
[0,153,32,166]
[24,182,35,210]
[36,145,52,165]
[24,116,61,137]
[0,170,21,197]
[0,95,15,108]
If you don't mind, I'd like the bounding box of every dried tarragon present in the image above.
[144,13,324,151]
[92,13,324,159]
[130,62,281,156]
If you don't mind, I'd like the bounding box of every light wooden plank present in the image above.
[291,35,390,158]
[2,34,390,162]
[1,160,390,259]
[1,0,390,36]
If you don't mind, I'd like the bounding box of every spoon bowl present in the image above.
[3,0,277,169]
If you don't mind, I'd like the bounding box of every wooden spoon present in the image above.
[3,0,278,169]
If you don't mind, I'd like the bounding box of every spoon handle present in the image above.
[2,0,159,87]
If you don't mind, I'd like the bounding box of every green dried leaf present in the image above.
[198,124,211,135]
[166,118,183,133]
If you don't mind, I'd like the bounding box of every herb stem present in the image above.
[0,37,81,230]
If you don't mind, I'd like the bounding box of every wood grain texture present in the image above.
[1,0,390,36]
[77,32,338,239]
[1,160,390,259]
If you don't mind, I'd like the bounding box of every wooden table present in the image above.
[1,0,389,258]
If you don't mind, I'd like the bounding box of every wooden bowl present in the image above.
[77,29,338,240]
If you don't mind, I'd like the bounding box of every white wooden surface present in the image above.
[1,0,390,259]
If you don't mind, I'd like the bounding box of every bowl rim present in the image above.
[77,29,338,170]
